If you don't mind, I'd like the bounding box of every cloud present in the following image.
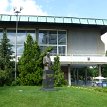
[0,0,47,16]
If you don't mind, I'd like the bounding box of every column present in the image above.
[68,64,71,86]
[77,68,79,85]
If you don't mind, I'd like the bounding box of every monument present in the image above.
[42,52,54,90]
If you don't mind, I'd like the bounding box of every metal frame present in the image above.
[0,14,107,25]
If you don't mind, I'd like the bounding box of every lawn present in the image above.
[0,86,107,107]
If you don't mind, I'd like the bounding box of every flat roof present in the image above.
[0,14,107,26]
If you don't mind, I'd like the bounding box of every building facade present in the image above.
[0,14,107,85]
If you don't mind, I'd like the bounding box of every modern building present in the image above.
[0,14,107,86]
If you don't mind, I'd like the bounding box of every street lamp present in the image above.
[14,6,23,80]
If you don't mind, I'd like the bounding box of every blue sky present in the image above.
[35,0,107,19]
[0,0,107,49]
[1,0,107,19]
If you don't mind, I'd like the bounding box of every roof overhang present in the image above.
[0,14,107,34]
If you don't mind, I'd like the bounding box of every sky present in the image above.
[0,0,107,49]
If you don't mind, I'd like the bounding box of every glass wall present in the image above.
[0,29,3,44]
[38,30,67,55]
[7,29,36,56]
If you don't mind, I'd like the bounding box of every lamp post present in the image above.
[14,7,23,80]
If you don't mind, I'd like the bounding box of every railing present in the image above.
[0,14,107,25]
[50,55,107,64]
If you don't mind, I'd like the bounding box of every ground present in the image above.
[0,86,107,107]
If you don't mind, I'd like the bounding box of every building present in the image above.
[0,14,107,86]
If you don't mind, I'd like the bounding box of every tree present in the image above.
[0,31,14,86]
[102,51,107,77]
[18,34,53,86]
[52,55,66,87]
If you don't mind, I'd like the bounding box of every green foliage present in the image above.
[102,64,107,77]
[0,31,14,86]
[52,55,66,87]
[18,34,53,86]
[1,86,107,107]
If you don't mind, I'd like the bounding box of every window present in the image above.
[39,30,67,55]
[0,29,3,44]
[7,29,36,56]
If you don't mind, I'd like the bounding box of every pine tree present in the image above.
[0,31,14,86]
[52,55,66,87]
[18,34,48,85]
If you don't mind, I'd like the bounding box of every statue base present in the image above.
[42,70,54,90]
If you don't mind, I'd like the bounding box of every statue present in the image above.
[43,52,52,79]
[43,52,52,71]
[42,52,54,90]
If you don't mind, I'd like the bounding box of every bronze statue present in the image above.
[43,52,52,79]
[42,52,54,90]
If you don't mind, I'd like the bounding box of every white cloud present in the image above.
[0,0,9,14]
[0,0,47,16]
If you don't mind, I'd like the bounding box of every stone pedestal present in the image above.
[42,70,54,90]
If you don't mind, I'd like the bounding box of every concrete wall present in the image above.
[67,28,105,56]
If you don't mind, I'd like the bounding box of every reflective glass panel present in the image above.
[58,31,66,45]
[72,18,80,23]
[7,30,35,45]
[12,45,24,56]
[7,30,16,44]
[64,17,72,23]
[96,19,103,25]
[11,15,17,21]
[2,15,10,21]
[80,19,88,24]
[0,29,3,43]
[17,30,26,45]
[50,46,57,55]
[11,45,15,55]
[47,17,55,22]
[49,31,57,44]
[38,30,48,44]
[20,16,28,21]
[26,30,36,40]
[40,46,47,52]
[55,17,63,23]
[17,45,24,55]
[38,16,46,22]
[88,19,96,24]
[58,46,65,55]
[103,20,107,25]
[29,16,37,22]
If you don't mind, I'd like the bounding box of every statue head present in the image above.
[46,52,50,57]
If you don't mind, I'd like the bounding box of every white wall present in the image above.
[67,28,105,56]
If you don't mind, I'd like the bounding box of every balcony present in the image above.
[50,55,107,65]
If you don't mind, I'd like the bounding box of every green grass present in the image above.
[0,86,107,107]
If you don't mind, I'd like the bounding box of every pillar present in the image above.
[68,64,71,86]
[77,68,79,85]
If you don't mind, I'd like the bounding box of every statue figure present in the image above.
[42,52,54,90]
[43,52,52,79]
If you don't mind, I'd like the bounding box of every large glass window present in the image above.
[39,30,48,44]
[58,46,65,55]
[38,30,57,44]
[58,31,66,45]
[38,30,67,55]
[49,31,57,44]
[7,29,36,56]
[0,30,3,45]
